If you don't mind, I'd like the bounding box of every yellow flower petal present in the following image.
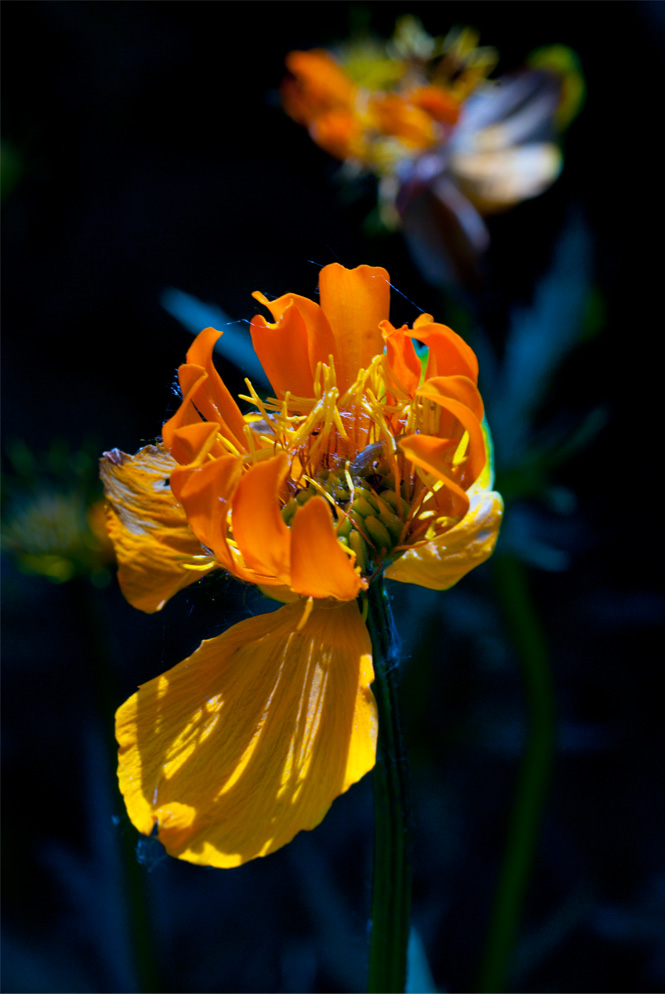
[385,489,503,589]
[116,599,377,867]
[100,445,217,613]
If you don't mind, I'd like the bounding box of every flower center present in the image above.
[281,444,411,576]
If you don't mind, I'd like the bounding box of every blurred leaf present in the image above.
[161,288,269,385]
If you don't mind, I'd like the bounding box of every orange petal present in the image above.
[386,490,504,589]
[185,328,247,448]
[411,315,479,382]
[250,303,315,399]
[252,289,336,380]
[416,381,487,486]
[231,454,291,583]
[421,375,484,422]
[398,434,470,518]
[381,320,422,400]
[170,455,243,575]
[116,598,377,867]
[100,445,217,613]
[409,85,460,126]
[290,496,363,600]
[368,93,437,149]
[318,264,390,394]
[282,50,356,122]
[167,422,221,466]
[311,109,363,160]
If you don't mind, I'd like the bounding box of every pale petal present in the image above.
[386,489,504,589]
[116,599,377,867]
[100,445,217,613]
[451,143,562,211]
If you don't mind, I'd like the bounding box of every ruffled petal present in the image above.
[116,599,377,867]
[318,264,390,394]
[100,445,217,613]
[386,489,504,589]
[252,290,337,383]
[250,300,317,399]
[290,495,363,600]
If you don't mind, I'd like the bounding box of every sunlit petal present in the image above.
[117,599,377,867]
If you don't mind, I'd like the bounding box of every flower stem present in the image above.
[477,554,556,993]
[365,578,412,994]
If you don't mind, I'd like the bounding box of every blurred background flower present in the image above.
[2,3,663,993]
[2,440,114,585]
[282,16,584,286]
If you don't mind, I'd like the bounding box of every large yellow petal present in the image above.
[100,445,217,613]
[116,599,377,867]
[385,489,504,589]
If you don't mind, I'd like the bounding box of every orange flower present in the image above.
[282,19,584,283]
[101,263,502,867]
[282,21,497,175]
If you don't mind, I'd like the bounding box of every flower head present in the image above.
[282,18,584,282]
[101,263,502,867]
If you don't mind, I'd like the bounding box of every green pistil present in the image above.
[281,463,410,573]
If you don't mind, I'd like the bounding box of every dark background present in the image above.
[2,3,664,992]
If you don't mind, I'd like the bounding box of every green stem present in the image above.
[365,578,412,994]
[75,580,160,994]
[477,554,556,993]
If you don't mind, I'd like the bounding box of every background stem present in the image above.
[365,579,412,994]
[477,554,556,993]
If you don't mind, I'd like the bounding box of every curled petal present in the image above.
[416,380,487,486]
[116,599,377,867]
[399,434,470,518]
[410,315,479,382]
[162,329,247,458]
[100,445,216,613]
[184,327,248,448]
[250,302,315,399]
[252,290,337,385]
[290,495,363,600]
[170,455,243,576]
[381,320,422,400]
[386,489,504,589]
[231,454,291,583]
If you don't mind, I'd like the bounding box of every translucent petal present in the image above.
[386,489,503,589]
[100,445,216,613]
[116,599,377,867]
